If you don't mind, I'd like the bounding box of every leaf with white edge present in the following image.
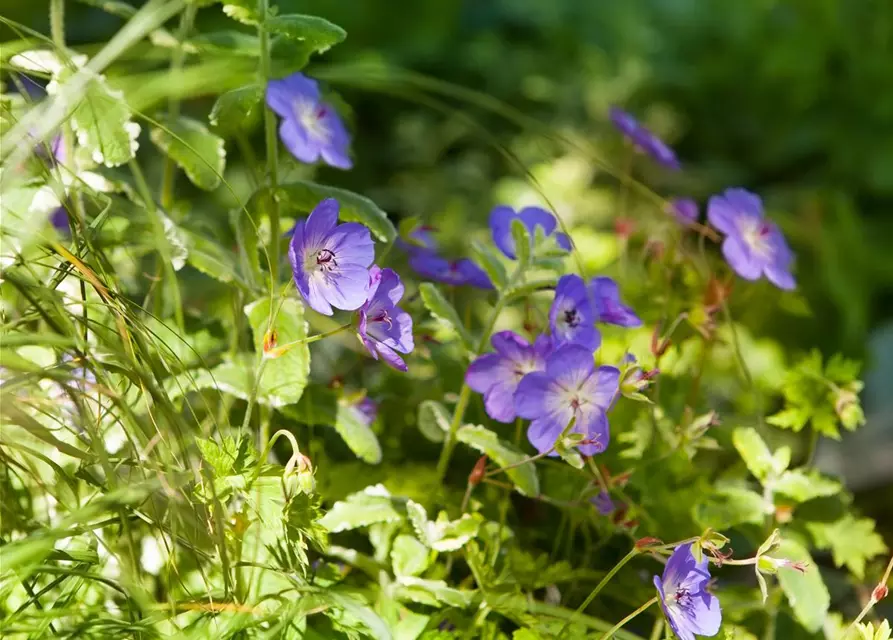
[159,212,188,271]
[209,84,263,134]
[406,500,481,552]
[773,469,841,502]
[732,427,778,482]
[391,534,430,577]
[419,283,473,351]
[456,424,539,497]
[693,486,768,530]
[277,181,395,242]
[244,297,310,407]
[54,69,140,167]
[266,15,347,53]
[806,515,888,579]
[417,400,450,443]
[150,116,226,191]
[318,485,405,533]
[220,0,259,25]
[334,398,382,464]
[394,577,474,608]
[324,590,393,640]
[776,538,829,633]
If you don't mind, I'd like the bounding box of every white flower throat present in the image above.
[293,98,331,143]
[739,217,773,258]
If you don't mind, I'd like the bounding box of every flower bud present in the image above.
[635,536,663,549]
[283,452,315,499]
[873,584,888,602]
[469,456,487,486]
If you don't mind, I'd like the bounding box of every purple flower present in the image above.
[357,265,414,371]
[397,226,437,252]
[550,275,600,351]
[353,396,378,425]
[489,205,571,259]
[408,251,492,289]
[288,198,374,315]
[514,344,620,456]
[670,198,699,225]
[609,106,681,171]
[588,277,641,327]
[590,489,615,515]
[466,331,553,423]
[654,543,722,640]
[266,73,352,169]
[707,188,795,290]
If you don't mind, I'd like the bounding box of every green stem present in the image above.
[240,356,268,433]
[599,596,658,640]
[258,0,281,285]
[558,548,640,637]
[160,2,197,210]
[269,323,352,355]
[648,617,664,640]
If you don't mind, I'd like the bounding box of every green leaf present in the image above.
[334,398,382,464]
[732,427,777,482]
[245,296,310,407]
[510,218,532,267]
[64,69,140,167]
[767,407,810,431]
[504,277,558,305]
[417,400,450,443]
[394,577,474,608]
[773,469,841,502]
[776,539,829,632]
[693,486,768,529]
[806,515,888,579]
[318,485,405,532]
[391,534,430,578]
[406,500,482,552]
[419,283,473,351]
[220,0,259,25]
[265,15,346,54]
[277,181,395,242]
[456,424,539,497]
[195,436,254,477]
[150,116,226,191]
[209,84,264,134]
[471,240,508,289]
[186,31,259,56]
[180,228,244,286]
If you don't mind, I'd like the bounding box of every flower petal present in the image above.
[279,118,318,164]
[483,381,519,423]
[514,372,555,419]
[544,345,595,388]
[466,354,504,394]
[574,407,610,455]
[322,263,370,311]
[304,198,340,250]
[489,205,517,258]
[325,222,374,267]
[266,73,320,118]
[722,236,762,281]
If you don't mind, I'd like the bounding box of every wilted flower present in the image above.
[609,106,681,170]
[357,266,414,371]
[590,489,615,516]
[589,277,641,327]
[288,198,374,315]
[707,188,795,290]
[514,344,620,456]
[669,198,699,225]
[550,275,600,351]
[408,251,492,289]
[489,205,570,259]
[466,331,552,423]
[654,543,722,640]
[265,72,352,169]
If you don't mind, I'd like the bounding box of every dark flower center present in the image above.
[316,249,337,271]
[373,309,393,328]
[564,308,581,328]
[673,586,692,607]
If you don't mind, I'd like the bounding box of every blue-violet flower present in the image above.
[550,275,600,351]
[654,543,722,640]
[357,265,414,371]
[489,205,571,259]
[589,277,642,327]
[609,106,681,171]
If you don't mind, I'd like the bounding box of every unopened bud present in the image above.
[283,453,315,498]
[635,536,662,549]
[873,584,889,602]
[469,456,487,486]
[759,555,808,575]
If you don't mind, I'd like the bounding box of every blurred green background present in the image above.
[5,0,892,550]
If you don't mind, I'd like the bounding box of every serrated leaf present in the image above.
[394,577,473,608]
[774,469,841,502]
[209,84,263,133]
[732,427,785,482]
[334,398,382,464]
[62,69,140,167]
[806,515,888,579]
[417,400,449,443]
[150,116,226,190]
[406,500,481,552]
[767,407,810,431]
[318,485,405,532]
[277,181,395,242]
[391,534,430,577]
[471,240,508,289]
[221,0,259,25]
[775,539,829,632]
[265,15,346,54]
[419,283,473,351]
[245,296,310,407]
[456,424,539,497]
[510,218,532,266]
[693,486,768,529]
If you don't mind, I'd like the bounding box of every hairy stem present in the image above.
[258,0,281,285]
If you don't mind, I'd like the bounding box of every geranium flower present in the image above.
[707,188,795,290]
[288,198,374,315]
[653,543,722,640]
[357,265,414,371]
[408,251,492,289]
[669,198,699,225]
[514,344,620,456]
[466,331,552,423]
[266,72,352,169]
[609,106,681,170]
[589,277,641,327]
[489,205,571,259]
[550,275,600,350]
